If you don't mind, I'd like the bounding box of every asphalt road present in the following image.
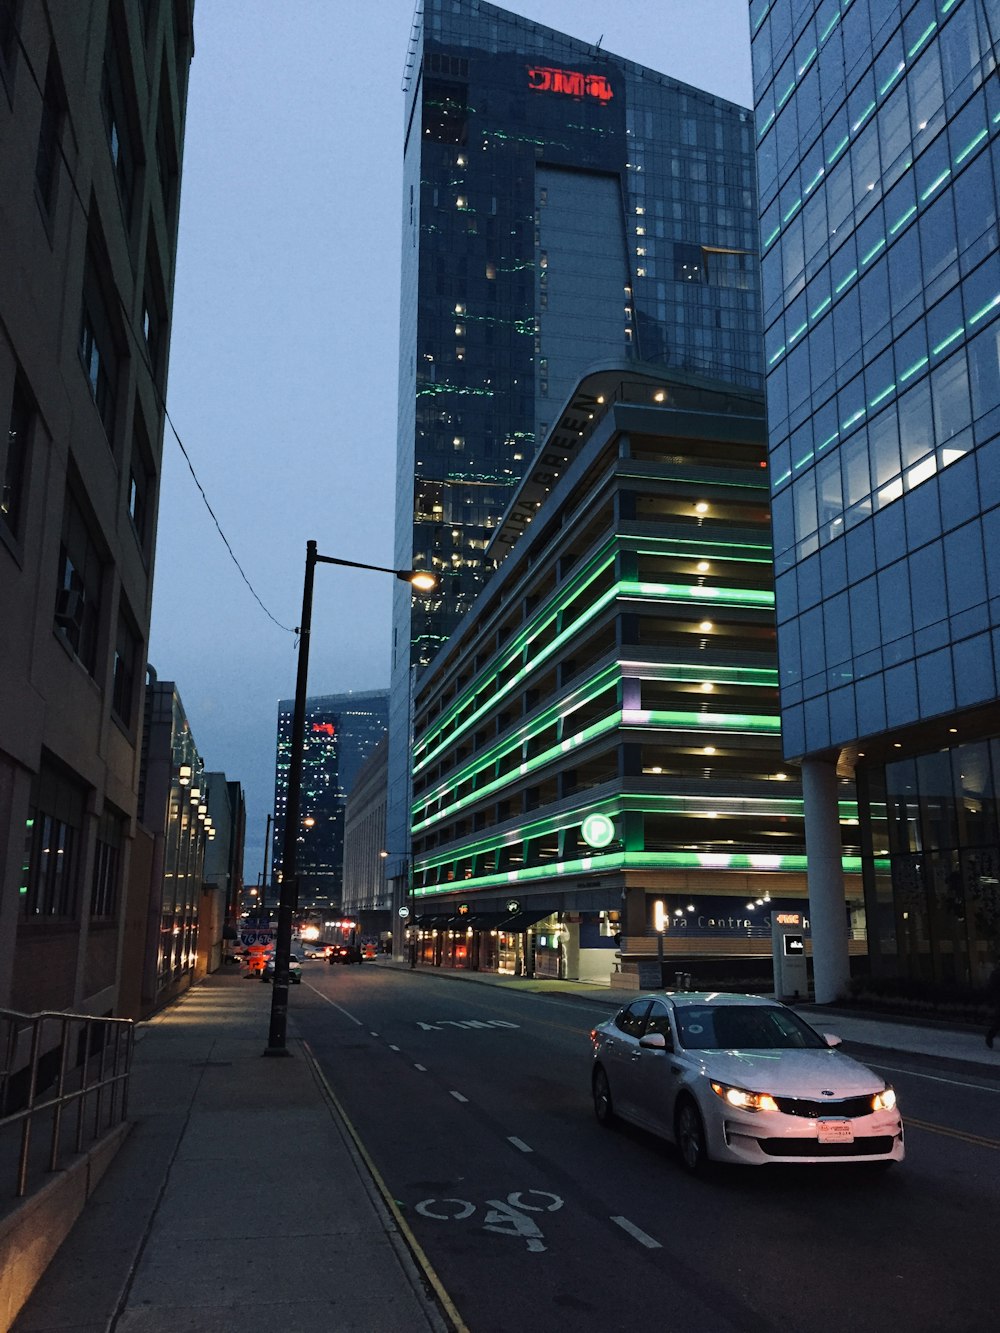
[292,961,1000,1333]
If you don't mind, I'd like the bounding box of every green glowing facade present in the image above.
[409,368,865,976]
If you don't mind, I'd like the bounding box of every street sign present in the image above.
[398,906,411,919]
[581,812,615,848]
[505,899,521,914]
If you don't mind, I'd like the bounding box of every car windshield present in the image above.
[675,1005,827,1050]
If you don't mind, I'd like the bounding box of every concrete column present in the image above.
[802,757,851,1003]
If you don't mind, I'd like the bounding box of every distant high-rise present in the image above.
[272,690,388,910]
[388,0,764,875]
[750,0,1000,999]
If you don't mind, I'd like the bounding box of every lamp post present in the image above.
[265,541,436,1056]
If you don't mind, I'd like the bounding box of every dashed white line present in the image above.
[450,1090,469,1103]
[370,1031,379,1037]
[611,1216,661,1249]
[389,1044,400,1052]
[414,1063,427,1072]
[508,1136,533,1153]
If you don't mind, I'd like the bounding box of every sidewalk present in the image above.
[13,962,998,1333]
[12,971,450,1333]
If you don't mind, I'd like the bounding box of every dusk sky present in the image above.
[148,1,756,881]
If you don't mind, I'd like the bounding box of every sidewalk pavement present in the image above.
[13,961,998,1333]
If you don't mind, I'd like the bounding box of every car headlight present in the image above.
[871,1086,897,1112]
[711,1081,779,1112]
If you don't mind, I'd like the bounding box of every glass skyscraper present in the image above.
[388,0,764,882]
[272,690,388,910]
[751,0,1000,997]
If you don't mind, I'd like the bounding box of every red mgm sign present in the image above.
[527,65,614,102]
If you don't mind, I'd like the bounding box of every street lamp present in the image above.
[265,540,437,1055]
[381,850,415,968]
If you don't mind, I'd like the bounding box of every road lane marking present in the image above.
[612,1215,662,1249]
[450,1090,469,1103]
[871,1061,1000,1094]
[304,985,363,1025]
[508,1136,533,1153]
[389,1044,400,1051]
[370,1031,379,1037]
[903,1116,1000,1150]
[414,1063,428,1072]
[301,1040,470,1332]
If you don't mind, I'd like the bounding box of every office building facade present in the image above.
[388,0,764,885]
[409,367,864,984]
[751,0,1000,997]
[0,2,193,1014]
[272,690,388,910]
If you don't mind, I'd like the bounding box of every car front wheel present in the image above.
[593,1066,615,1127]
[675,1097,709,1175]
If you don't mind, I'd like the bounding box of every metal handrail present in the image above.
[0,1007,134,1199]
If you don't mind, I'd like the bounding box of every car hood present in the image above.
[687,1047,884,1096]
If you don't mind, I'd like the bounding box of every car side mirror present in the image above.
[639,1031,670,1052]
[823,1033,843,1047]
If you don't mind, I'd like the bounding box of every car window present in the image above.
[644,1003,674,1045]
[614,1001,651,1038]
[675,1004,828,1050]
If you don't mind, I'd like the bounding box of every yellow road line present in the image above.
[301,1038,470,1333]
[904,1116,1000,1150]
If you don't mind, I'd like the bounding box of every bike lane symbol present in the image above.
[415,1190,562,1253]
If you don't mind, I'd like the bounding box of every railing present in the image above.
[0,1007,134,1200]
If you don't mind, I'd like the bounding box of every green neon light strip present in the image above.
[907,21,936,58]
[618,580,775,608]
[414,542,617,763]
[412,792,858,863]
[932,327,964,356]
[899,355,929,382]
[921,168,950,201]
[969,293,1000,325]
[632,535,774,563]
[413,703,782,830]
[416,657,781,818]
[639,709,781,731]
[889,204,917,234]
[412,852,877,897]
[869,383,896,408]
[415,665,619,813]
[955,128,988,165]
[416,558,776,774]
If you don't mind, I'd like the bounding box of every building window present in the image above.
[91,807,125,918]
[2,376,31,538]
[112,605,140,726]
[79,251,120,442]
[34,47,65,214]
[100,20,136,220]
[21,760,87,919]
[56,490,103,674]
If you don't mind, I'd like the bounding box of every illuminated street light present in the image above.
[266,541,437,1055]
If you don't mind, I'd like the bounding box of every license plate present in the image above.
[817,1118,854,1144]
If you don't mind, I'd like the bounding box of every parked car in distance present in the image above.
[590,991,904,1174]
[302,944,331,959]
[261,952,302,983]
[329,944,362,964]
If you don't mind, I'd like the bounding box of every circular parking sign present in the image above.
[581,813,615,848]
[505,899,521,914]
[398,906,411,919]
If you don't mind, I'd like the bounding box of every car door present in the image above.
[628,1000,682,1136]
[602,1000,651,1118]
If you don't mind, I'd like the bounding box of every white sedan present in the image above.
[590,992,904,1173]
